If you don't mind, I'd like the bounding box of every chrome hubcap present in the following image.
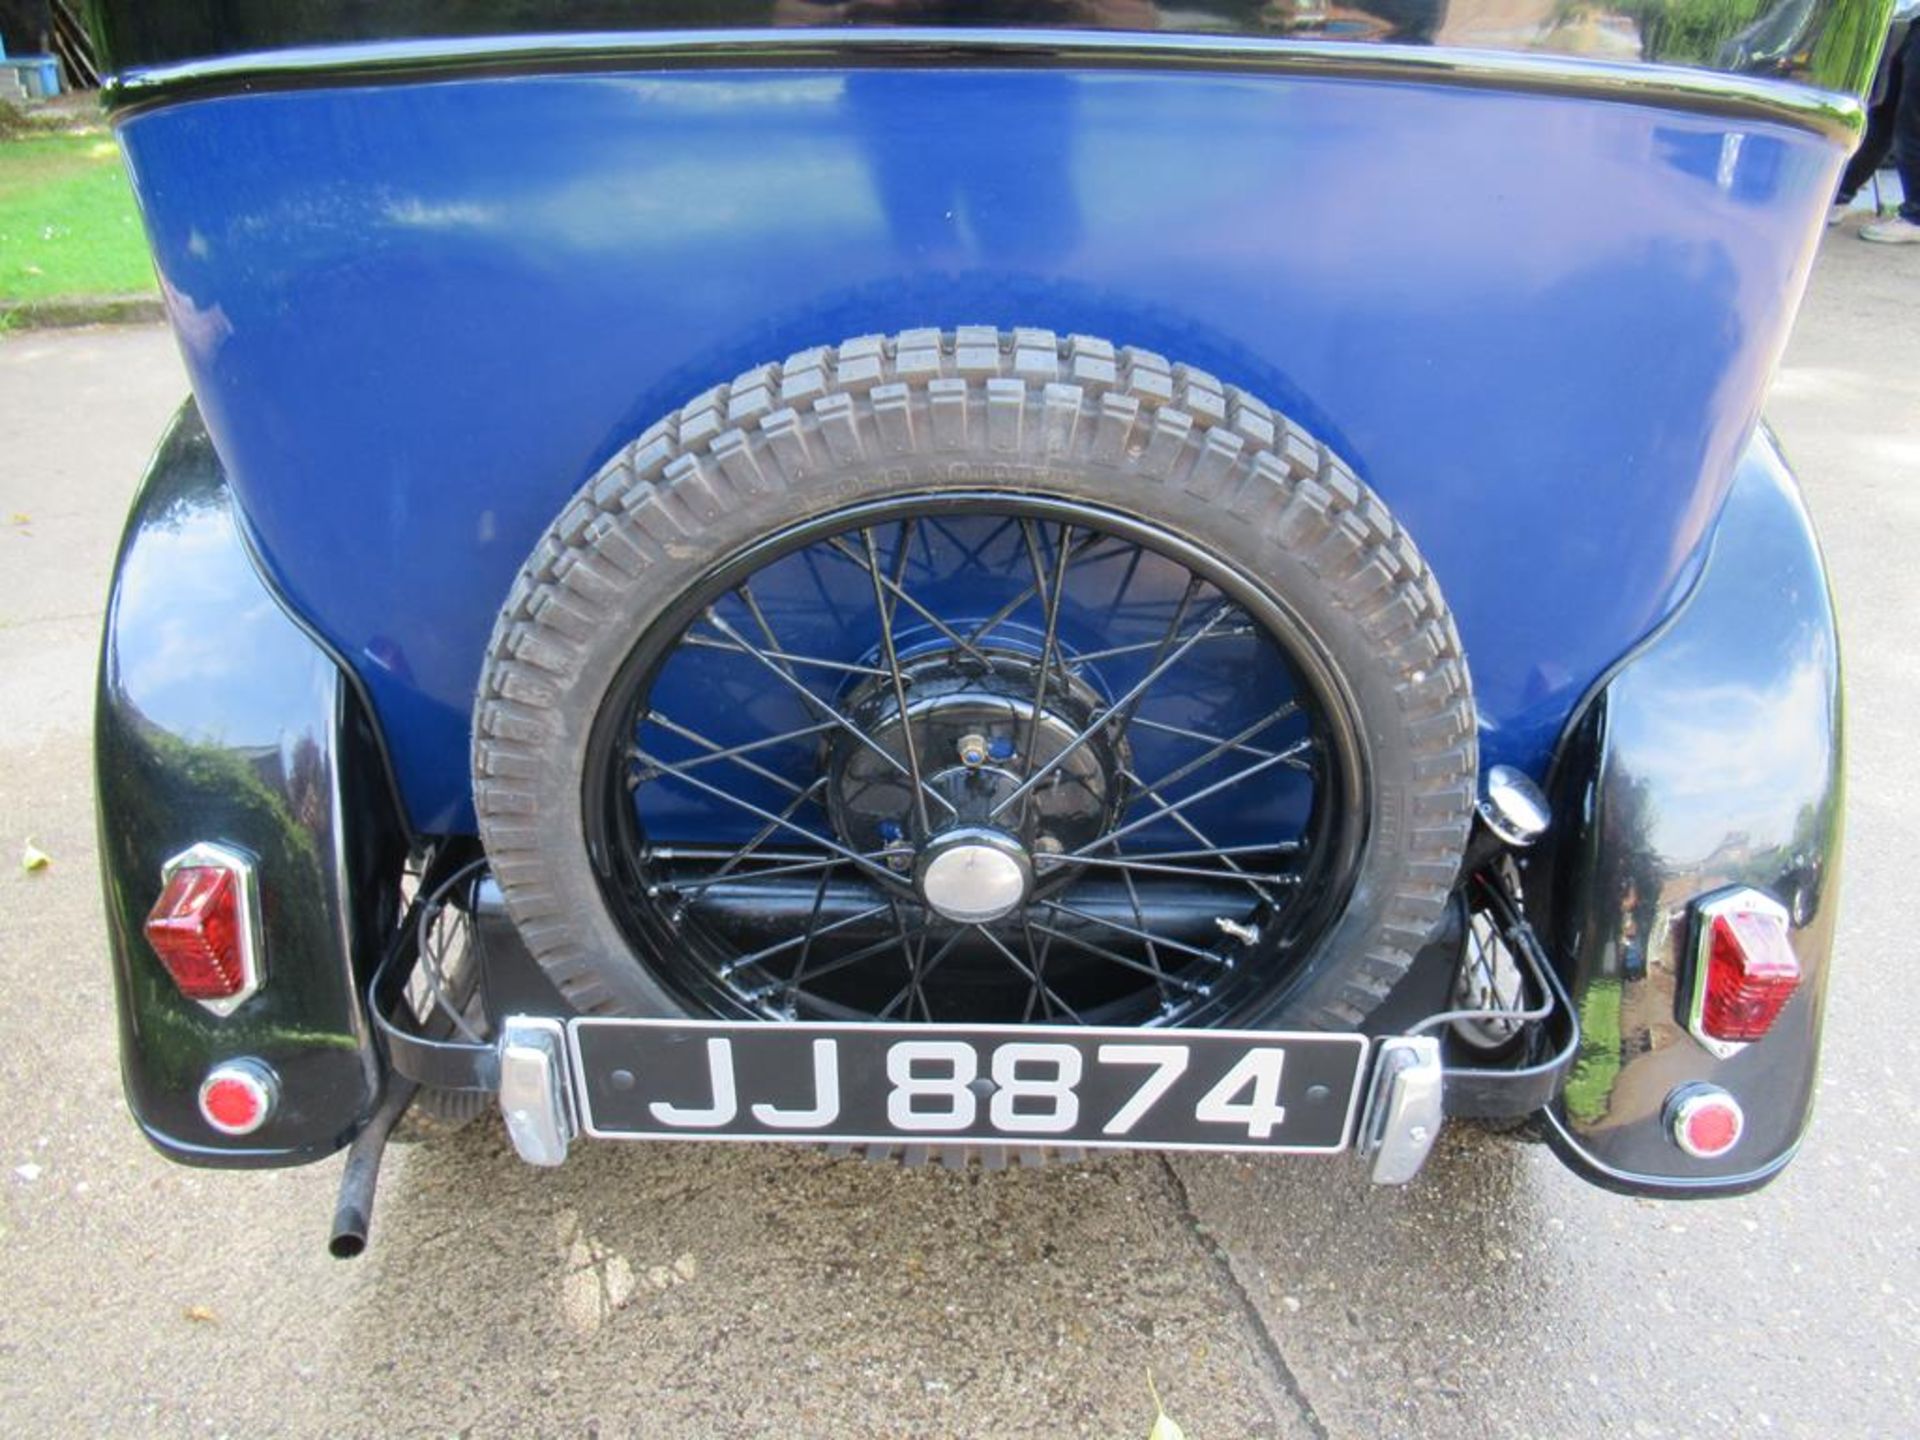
[916,827,1032,923]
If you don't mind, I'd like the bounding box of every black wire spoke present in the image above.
[1020,910,1077,1022]
[1030,917,1063,1020]
[825,534,1003,671]
[1141,714,1310,799]
[1067,627,1259,665]
[919,511,1022,577]
[900,921,933,1022]
[1119,867,1172,1012]
[1012,521,1083,692]
[681,634,891,680]
[1061,764,1279,909]
[883,896,924,1017]
[737,581,798,681]
[667,852,886,893]
[1124,713,1312,767]
[640,712,814,799]
[882,518,917,631]
[775,921,935,998]
[1072,745,1307,857]
[797,541,861,634]
[1108,769,1256,893]
[1019,919,1052,1021]
[1040,899,1228,966]
[878,925,968,1021]
[645,846,843,863]
[1016,518,1076,839]
[1042,852,1302,886]
[698,604,954,818]
[630,753,909,890]
[970,923,1084,1024]
[1108,842,1306,862]
[989,601,1235,821]
[1025,918,1213,993]
[863,524,933,838]
[706,775,832,883]
[1102,543,1145,627]
[914,510,941,578]
[721,901,894,980]
[773,868,839,1010]
[1107,725,1312,896]
[960,532,1126,647]
[1098,576,1206,739]
[629,716,839,789]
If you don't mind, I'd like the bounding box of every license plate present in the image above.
[568,1020,1368,1154]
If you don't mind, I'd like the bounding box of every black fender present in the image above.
[1538,425,1843,1196]
[96,403,405,1166]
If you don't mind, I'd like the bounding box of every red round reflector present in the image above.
[1667,1085,1743,1159]
[198,1061,278,1137]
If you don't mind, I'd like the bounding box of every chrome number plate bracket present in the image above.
[1358,1035,1445,1184]
[498,1016,576,1167]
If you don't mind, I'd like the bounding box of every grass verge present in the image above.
[0,130,155,303]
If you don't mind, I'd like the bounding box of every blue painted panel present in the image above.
[116,67,1840,831]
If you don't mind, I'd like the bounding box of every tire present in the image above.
[474,329,1476,1032]
[390,1087,492,1146]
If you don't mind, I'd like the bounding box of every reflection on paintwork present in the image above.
[1545,427,1841,1188]
[97,407,382,1160]
[113,69,1840,832]
[111,491,322,749]
[1616,666,1831,858]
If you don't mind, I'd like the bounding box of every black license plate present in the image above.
[569,1020,1368,1154]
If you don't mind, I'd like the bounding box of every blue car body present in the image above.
[117,64,1838,832]
[89,2,1874,1222]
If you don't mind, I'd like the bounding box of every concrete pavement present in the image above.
[1,228,1915,1438]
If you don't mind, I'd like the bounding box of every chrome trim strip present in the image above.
[106,29,1866,143]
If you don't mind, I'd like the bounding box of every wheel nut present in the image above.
[957,733,990,767]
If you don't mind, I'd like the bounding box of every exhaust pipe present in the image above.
[327,1073,419,1259]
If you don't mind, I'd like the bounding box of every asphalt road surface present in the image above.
[3,230,1916,1439]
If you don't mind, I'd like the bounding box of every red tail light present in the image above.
[1687,889,1799,1055]
[143,843,262,1015]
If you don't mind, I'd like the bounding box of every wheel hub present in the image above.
[825,649,1127,862]
[915,827,1033,923]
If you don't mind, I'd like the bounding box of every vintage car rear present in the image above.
[89,1,1873,1250]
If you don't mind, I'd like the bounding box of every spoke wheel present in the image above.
[586,499,1364,1028]
[475,330,1476,1034]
